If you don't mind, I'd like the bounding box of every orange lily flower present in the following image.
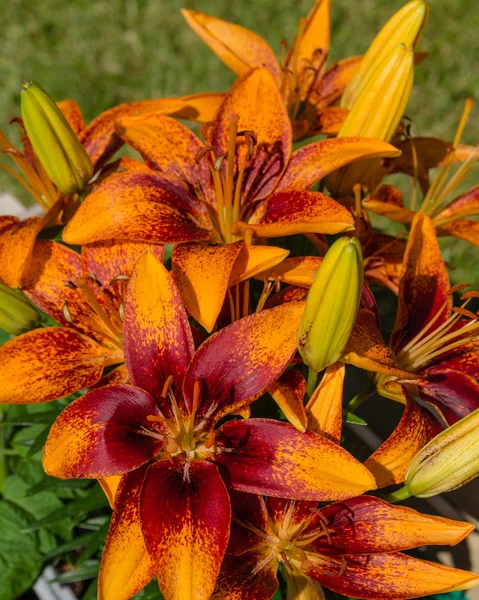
[0,93,222,288]
[63,68,398,247]
[181,0,362,139]
[364,101,479,247]
[42,251,375,600]
[213,491,478,600]
[363,212,479,426]
[0,240,162,404]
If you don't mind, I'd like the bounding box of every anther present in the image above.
[448,283,471,295]
[214,153,227,171]
[194,146,216,164]
[161,374,175,398]
[2,147,23,157]
[62,301,73,323]
[205,429,216,449]
[199,121,218,140]
[109,273,130,285]
[87,273,102,285]
[453,307,478,320]
[118,302,124,321]
[65,280,78,290]
[461,290,479,300]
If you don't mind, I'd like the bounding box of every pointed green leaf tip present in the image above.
[298,236,363,373]
[20,81,93,194]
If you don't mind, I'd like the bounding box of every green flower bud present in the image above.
[0,283,41,335]
[21,81,93,195]
[405,409,479,498]
[298,237,363,374]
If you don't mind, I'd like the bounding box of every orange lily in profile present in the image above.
[0,92,222,288]
[213,492,478,600]
[364,100,479,247]
[182,0,363,139]
[365,212,479,425]
[0,240,162,404]
[42,251,375,600]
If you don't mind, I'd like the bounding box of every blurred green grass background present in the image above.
[1,0,478,283]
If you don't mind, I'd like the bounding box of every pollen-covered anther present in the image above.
[194,145,217,164]
[62,301,73,323]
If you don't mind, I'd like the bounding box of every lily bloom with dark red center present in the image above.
[181,0,362,140]
[0,239,162,403]
[42,251,375,600]
[367,212,479,426]
[63,67,399,249]
[212,492,479,600]
[0,93,221,288]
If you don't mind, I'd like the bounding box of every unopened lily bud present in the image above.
[339,44,414,142]
[405,408,479,498]
[21,81,93,194]
[298,237,363,374]
[0,283,40,335]
[341,0,429,109]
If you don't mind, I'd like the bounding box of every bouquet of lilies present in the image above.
[1,1,479,599]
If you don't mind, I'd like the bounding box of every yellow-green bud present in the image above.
[341,0,429,109]
[339,44,414,142]
[21,81,93,195]
[405,408,479,498]
[0,283,41,335]
[298,237,363,374]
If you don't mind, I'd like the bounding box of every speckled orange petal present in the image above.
[254,256,322,288]
[172,241,244,332]
[311,106,349,136]
[94,364,130,389]
[183,301,305,430]
[277,138,399,192]
[317,495,474,555]
[210,69,292,203]
[390,137,452,184]
[212,551,279,600]
[98,475,122,508]
[285,0,330,83]
[306,362,345,443]
[307,552,479,600]
[392,212,452,351]
[265,285,309,309]
[115,113,212,202]
[437,219,479,247]
[79,98,188,169]
[364,393,439,488]
[268,369,307,432]
[310,56,362,110]
[234,191,354,238]
[181,10,281,82]
[141,457,231,600]
[214,418,376,500]
[0,327,108,404]
[22,240,113,344]
[363,198,416,225]
[57,99,85,135]
[343,309,415,378]
[169,92,226,122]
[226,490,269,556]
[43,384,165,478]
[124,251,195,416]
[436,184,479,222]
[99,467,154,600]
[63,171,212,245]
[0,216,43,288]
[228,245,289,286]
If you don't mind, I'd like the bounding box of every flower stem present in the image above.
[306,368,318,398]
[383,486,411,503]
[346,384,375,413]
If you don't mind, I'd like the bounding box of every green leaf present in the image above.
[50,559,100,584]
[342,410,367,425]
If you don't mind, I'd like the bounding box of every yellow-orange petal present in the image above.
[98,475,122,508]
[181,9,281,82]
[268,369,307,432]
[437,219,479,247]
[311,106,349,136]
[365,393,439,487]
[0,327,108,404]
[306,362,345,443]
[0,216,43,288]
[57,99,85,135]
[278,137,400,192]
[169,92,226,122]
[172,241,244,332]
[99,468,154,600]
[310,56,362,111]
[228,245,289,287]
[254,256,322,288]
